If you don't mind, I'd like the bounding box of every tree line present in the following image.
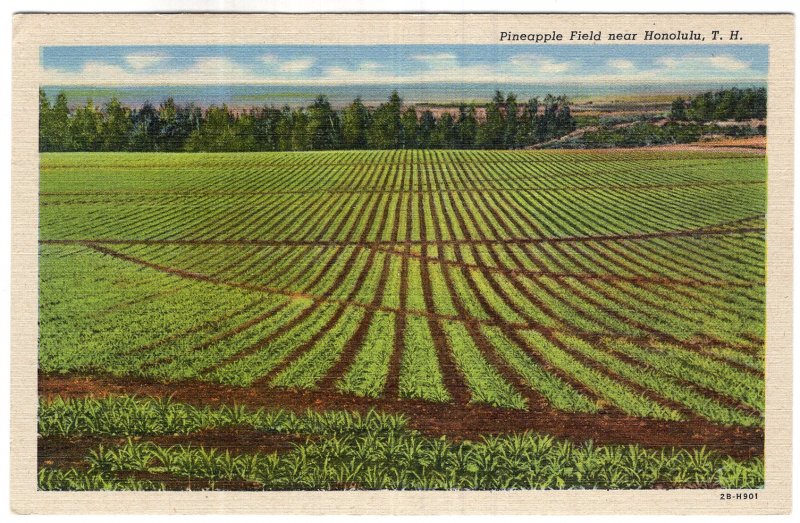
[39,89,576,152]
[670,87,767,122]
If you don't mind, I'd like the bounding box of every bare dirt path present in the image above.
[39,372,763,461]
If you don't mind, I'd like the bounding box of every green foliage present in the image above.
[456,104,478,148]
[40,150,765,421]
[291,108,310,151]
[271,307,366,389]
[306,95,341,150]
[39,90,577,152]
[401,107,418,149]
[101,98,133,151]
[36,138,767,491]
[185,105,235,152]
[561,121,766,149]
[684,87,767,122]
[39,89,72,151]
[338,311,395,397]
[38,395,409,438]
[477,91,507,148]
[520,329,681,420]
[341,97,370,149]
[442,320,528,410]
[367,91,403,149]
[399,315,451,402]
[481,326,598,413]
[38,395,765,491]
[68,99,103,152]
[38,467,165,491]
[670,97,688,120]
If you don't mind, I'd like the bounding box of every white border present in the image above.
[2,1,797,522]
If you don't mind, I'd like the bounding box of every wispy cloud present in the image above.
[655,54,750,73]
[608,59,635,71]
[656,57,679,69]
[412,52,457,63]
[709,55,749,71]
[260,54,279,65]
[278,57,315,73]
[124,53,167,70]
[40,45,767,86]
[509,55,571,74]
[538,59,571,74]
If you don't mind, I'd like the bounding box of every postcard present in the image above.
[10,13,794,514]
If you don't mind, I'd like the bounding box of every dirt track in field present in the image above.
[38,429,307,470]
[39,372,764,461]
[39,178,765,201]
[38,430,279,490]
[40,225,764,248]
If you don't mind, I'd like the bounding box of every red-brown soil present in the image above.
[39,372,763,461]
[38,429,307,470]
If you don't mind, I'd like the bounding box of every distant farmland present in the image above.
[38,149,766,489]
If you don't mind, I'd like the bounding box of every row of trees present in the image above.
[39,89,576,152]
[670,87,767,122]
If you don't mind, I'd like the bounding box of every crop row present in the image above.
[39,184,764,244]
[38,149,766,426]
[103,237,761,348]
[37,395,765,490]
[40,240,764,425]
[41,149,764,193]
[40,149,765,246]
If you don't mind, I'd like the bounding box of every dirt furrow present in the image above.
[38,372,764,461]
[39,179,766,200]
[316,162,402,391]
[384,159,412,399]
[448,175,606,404]
[255,164,396,385]
[371,244,754,289]
[458,168,688,416]
[417,157,472,405]
[39,225,765,248]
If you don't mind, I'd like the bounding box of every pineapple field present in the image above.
[38,148,766,489]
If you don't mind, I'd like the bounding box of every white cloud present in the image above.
[188,57,257,83]
[54,61,138,84]
[655,55,750,74]
[261,54,315,74]
[125,53,168,70]
[42,57,265,86]
[708,55,749,71]
[538,59,570,74]
[412,52,457,63]
[279,58,315,73]
[608,59,635,71]
[40,52,764,87]
[509,55,571,74]
[656,57,680,69]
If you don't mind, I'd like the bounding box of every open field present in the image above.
[38,148,766,489]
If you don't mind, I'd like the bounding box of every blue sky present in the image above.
[41,44,768,86]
